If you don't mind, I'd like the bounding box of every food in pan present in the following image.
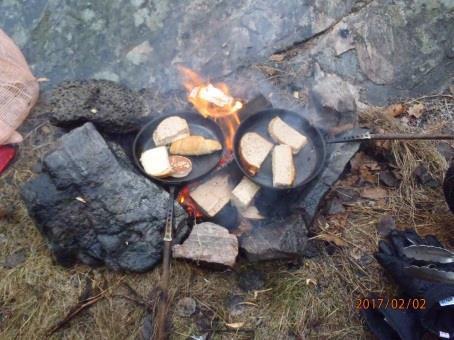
[231,176,260,209]
[152,116,190,146]
[169,135,222,156]
[169,155,193,178]
[239,132,274,176]
[272,144,295,188]
[140,146,172,177]
[268,116,307,154]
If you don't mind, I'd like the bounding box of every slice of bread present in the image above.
[272,144,295,188]
[153,116,190,146]
[268,116,307,154]
[231,177,260,209]
[239,132,273,176]
[140,146,172,177]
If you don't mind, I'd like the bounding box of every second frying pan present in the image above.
[233,109,327,190]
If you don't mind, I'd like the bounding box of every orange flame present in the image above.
[178,65,242,151]
[177,186,204,219]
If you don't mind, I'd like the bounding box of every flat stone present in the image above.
[21,123,187,272]
[175,297,197,317]
[49,80,149,133]
[299,129,365,224]
[172,222,238,267]
[239,214,308,261]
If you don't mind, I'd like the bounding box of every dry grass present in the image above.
[1,95,453,339]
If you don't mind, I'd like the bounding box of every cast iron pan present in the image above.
[233,108,326,190]
[133,112,225,185]
[132,112,224,338]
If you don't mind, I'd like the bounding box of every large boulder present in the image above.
[49,80,149,133]
[21,122,187,272]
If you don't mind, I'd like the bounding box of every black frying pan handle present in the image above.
[163,186,175,242]
[156,185,175,339]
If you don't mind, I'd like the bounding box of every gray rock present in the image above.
[2,250,26,268]
[175,297,197,317]
[21,123,187,272]
[325,197,346,215]
[139,313,153,340]
[413,165,439,188]
[299,129,364,224]
[238,270,265,292]
[172,222,238,267]
[312,70,357,113]
[379,170,400,188]
[239,214,308,261]
[226,295,246,317]
[49,80,149,133]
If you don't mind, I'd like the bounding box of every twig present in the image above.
[46,290,108,337]
[407,94,453,104]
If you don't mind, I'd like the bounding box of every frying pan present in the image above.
[132,112,224,339]
[233,108,326,190]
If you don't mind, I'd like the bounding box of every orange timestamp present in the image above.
[355,297,426,310]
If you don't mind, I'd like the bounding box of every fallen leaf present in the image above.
[269,54,285,62]
[384,103,405,118]
[327,212,349,229]
[306,278,317,286]
[350,152,367,172]
[359,168,376,184]
[226,322,245,329]
[317,233,347,247]
[361,187,387,200]
[408,103,425,118]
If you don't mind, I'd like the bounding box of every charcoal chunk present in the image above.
[21,123,187,272]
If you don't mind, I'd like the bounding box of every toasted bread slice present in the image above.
[272,144,295,188]
[239,132,273,176]
[231,177,260,209]
[268,116,307,154]
[153,116,190,146]
[140,146,172,177]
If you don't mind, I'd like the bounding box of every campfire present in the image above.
[176,67,246,218]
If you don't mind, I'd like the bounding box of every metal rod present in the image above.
[328,133,454,143]
[370,133,454,141]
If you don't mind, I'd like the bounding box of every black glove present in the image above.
[374,229,454,339]
[362,305,423,340]
[443,160,454,214]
